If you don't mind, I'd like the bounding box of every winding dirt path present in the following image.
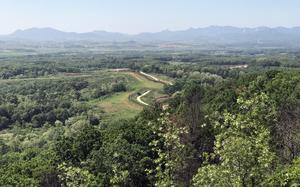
[136,90,151,106]
[109,70,170,106]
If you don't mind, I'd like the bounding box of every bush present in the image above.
[112,83,127,92]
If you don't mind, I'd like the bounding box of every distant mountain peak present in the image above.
[3,26,300,43]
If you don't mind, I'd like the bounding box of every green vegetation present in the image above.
[1,44,300,186]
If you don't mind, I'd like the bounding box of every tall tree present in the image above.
[193,93,276,186]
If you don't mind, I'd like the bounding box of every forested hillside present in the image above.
[1,46,300,186]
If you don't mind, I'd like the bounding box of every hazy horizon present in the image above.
[0,0,300,35]
[1,25,299,36]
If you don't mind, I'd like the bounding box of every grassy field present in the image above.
[97,71,165,122]
[0,70,168,123]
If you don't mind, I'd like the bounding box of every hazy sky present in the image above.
[0,0,299,34]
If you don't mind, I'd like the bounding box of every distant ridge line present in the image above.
[1,26,300,43]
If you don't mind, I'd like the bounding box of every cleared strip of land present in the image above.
[139,71,173,85]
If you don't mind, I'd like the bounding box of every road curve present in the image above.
[137,90,151,106]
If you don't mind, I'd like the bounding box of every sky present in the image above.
[0,0,299,34]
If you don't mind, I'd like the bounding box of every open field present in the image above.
[97,71,166,122]
[0,70,167,123]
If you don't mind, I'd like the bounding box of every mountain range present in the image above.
[1,26,300,44]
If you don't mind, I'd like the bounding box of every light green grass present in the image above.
[97,72,165,122]
[0,70,169,122]
[97,92,142,122]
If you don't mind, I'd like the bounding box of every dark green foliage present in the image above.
[1,48,300,186]
[92,88,109,98]
[71,80,89,91]
[55,125,102,165]
[92,117,157,186]
[0,148,60,186]
[53,115,158,186]
[89,116,100,126]
[0,116,9,130]
[264,157,300,186]
[112,82,127,92]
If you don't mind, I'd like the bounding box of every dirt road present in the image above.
[136,90,151,106]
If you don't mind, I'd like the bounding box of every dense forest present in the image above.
[1,44,300,186]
